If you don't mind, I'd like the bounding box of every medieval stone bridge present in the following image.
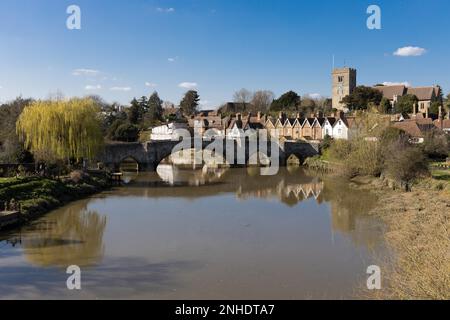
[98,138,319,171]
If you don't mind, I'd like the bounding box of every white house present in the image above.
[332,118,349,140]
[322,118,336,138]
[226,116,258,140]
[150,122,188,141]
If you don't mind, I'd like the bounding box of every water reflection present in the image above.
[0,165,386,299]
[15,203,106,268]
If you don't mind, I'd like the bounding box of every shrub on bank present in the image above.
[322,125,431,189]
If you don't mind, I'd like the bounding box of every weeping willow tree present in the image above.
[16,98,104,163]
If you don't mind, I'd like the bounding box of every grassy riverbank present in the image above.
[0,171,111,229]
[339,172,450,299]
[368,181,449,299]
[306,148,450,299]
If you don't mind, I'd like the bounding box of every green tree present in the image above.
[341,86,383,110]
[0,97,34,163]
[128,98,141,124]
[16,98,103,162]
[145,91,163,124]
[429,101,441,117]
[270,91,301,111]
[114,123,139,142]
[106,119,126,141]
[180,90,200,116]
[395,94,418,114]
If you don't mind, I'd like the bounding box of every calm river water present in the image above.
[0,166,387,299]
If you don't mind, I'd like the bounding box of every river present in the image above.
[0,166,387,299]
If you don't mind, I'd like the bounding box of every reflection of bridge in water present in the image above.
[117,166,325,207]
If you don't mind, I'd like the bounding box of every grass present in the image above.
[431,169,450,181]
[0,172,111,221]
[365,187,450,300]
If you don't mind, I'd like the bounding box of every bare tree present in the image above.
[233,88,253,106]
[163,101,175,109]
[251,90,275,112]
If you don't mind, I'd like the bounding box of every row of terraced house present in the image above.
[151,110,353,141]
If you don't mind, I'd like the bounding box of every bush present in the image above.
[320,135,333,151]
[384,139,429,190]
[115,123,139,142]
[421,129,449,160]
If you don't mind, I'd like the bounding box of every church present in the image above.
[331,67,442,118]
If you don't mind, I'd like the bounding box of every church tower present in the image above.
[332,67,357,110]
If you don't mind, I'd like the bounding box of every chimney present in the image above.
[257,111,261,121]
[413,102,417,116]
[296,112,300,119]
[237,113,242,121]
[310,113,315,118]
[317,111,324,118]
[337,111,344,119]
[439,106,443,120]
[278,112,283,119]
[425,106,429,119]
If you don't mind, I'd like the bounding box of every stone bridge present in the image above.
[97,138,319,171]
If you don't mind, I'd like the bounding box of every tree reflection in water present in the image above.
[20,202,106,268]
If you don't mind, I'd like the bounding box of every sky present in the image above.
[0,0,449,108]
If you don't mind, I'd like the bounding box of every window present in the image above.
[338,76,344,82]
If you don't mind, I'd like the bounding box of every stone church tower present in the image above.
[332,67,357,110]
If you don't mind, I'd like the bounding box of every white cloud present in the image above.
[307,93,322,100]
[145,82,157,88]
[85,85,102,90]
[168,56,179,62]
[382,81,411,87]
[199,100,210,106]
[178,82,198,89]
[393,46,427,57]
[157,7,175,13]
[110,86,131,92]
[73,68,100,76]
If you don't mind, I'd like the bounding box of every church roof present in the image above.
[374,85,407,100]
[406,87,436,101]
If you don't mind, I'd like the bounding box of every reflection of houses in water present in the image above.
[237,178,324,206]
[157,164,227,186]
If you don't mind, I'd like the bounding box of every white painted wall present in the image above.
[151,123,188,141]
[332,119,349,140]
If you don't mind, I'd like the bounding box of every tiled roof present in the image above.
[433,119,450,129]
[316,118,326,126]
[393,120,435,138]
[326,117,336,126]
[374,85,407,100]
[406,87,435,101]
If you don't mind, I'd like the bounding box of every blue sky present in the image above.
[0,0,449,108]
